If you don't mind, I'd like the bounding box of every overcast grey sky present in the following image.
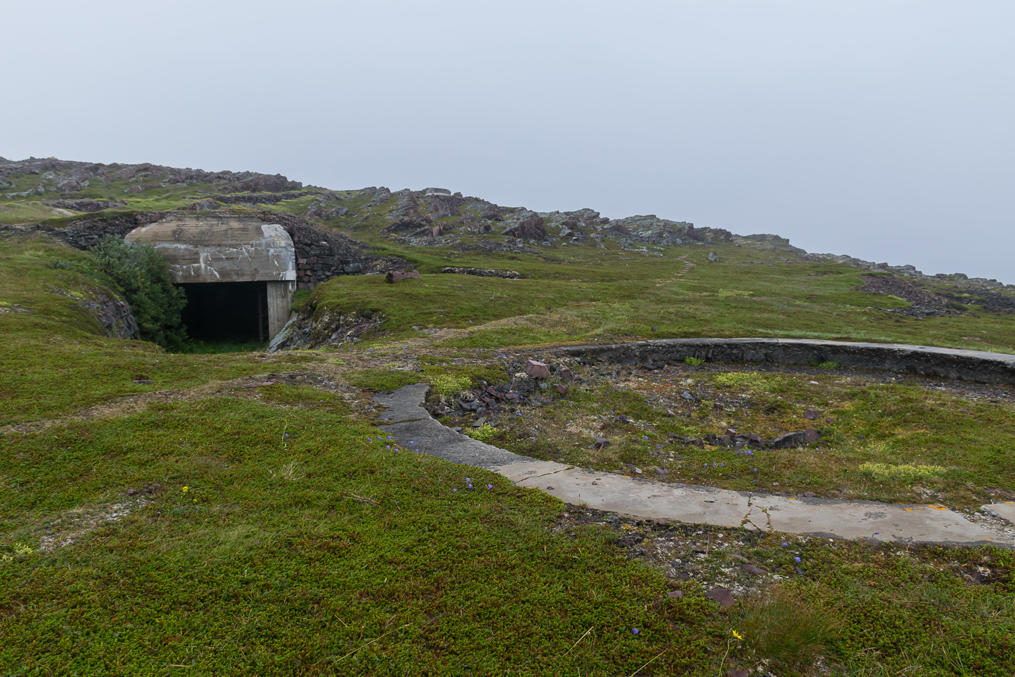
[5,1,1013,282]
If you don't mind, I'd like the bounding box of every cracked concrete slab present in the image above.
[374,384,1015,547]
[982,501,1015,524]
[375,383,535,469]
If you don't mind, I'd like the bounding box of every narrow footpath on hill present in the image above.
[375,382,1015,547]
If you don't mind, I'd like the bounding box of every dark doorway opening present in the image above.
[179,282,268,343]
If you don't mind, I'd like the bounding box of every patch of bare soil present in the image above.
[554,505,802,599]
[37,484,164,552]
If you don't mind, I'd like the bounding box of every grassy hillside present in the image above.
[300,242,1015,353]
[2,159,1014,674]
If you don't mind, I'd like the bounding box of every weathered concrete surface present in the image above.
[374,384,529,468]
[265,281,294,338]
[557,338,1015,384]
[504,463,1009,545]
[375,384,1015,546]
[983,502,1015,524]
[125,214,296,284]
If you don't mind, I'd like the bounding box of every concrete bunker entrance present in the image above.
[180,281,270,342]
[125,214,297,344]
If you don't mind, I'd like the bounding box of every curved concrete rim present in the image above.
[553,338,1015,385]
[374,383,1015,547]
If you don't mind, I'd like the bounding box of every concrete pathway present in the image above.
[375,384,1015,547]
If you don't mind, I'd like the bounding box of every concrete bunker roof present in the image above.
[125,214,296,284]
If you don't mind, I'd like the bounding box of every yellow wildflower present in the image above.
[182,486,189,493]
[732,629,743,641]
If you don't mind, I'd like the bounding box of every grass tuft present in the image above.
[736,585,839,673]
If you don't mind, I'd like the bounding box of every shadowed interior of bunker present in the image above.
[179,281,270,342]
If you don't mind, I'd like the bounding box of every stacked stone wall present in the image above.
[557,338,1015,385]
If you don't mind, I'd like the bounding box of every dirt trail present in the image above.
[0,377,265,435]
[655,255,696,286]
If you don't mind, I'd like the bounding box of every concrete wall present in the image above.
[125,214,297,340]
[556,338,1015,385]
[266,281,295,338]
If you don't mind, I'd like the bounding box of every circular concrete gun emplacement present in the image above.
[374,339,1015,546]
[126,214,296,342]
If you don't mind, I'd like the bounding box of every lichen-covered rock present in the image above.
[267,308,384,351]
[503,213,547,240]
[440,267,521,279]
[55,287,138,339]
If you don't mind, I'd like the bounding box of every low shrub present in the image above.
[858,461,948,482]
[430,373,472,396]
[90,235,187,348]
[466,423,497,442]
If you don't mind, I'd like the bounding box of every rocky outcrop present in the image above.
[42,199,127,213]
[55,287,137,339]
[441,267,521,279]
[267,308,383,351]
[87,290,138,338]
[860,274,963,317]
[0,156,302,198]
[503,213,547,240]
[806,251,1012,291]
[209,190,315,205]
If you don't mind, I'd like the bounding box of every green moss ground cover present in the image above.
[0,396,729,674]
